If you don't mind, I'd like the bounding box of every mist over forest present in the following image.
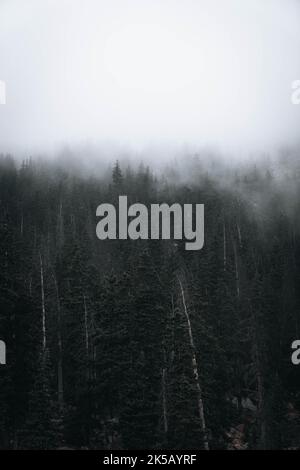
[0,148,300,450]
[1,0,300,453]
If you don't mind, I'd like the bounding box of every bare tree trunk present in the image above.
[57,201,64,257]
[236,222,242,248]
[223,221,227,271]
[233,241,240,298]
[33,226,37,251]
[178,277,209,450]
[83,294,90,380]
[39,252,47,352]
[170,294,175,364]
[20,212,23,237]
[251,309,266,449]
[162,348,168,436]
[83,295,89,356]
[71,213,76,236]
[54,275,64,409]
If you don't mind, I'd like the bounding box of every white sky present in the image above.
[0,0,300,156]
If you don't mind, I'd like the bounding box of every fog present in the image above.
[0,0,300,158]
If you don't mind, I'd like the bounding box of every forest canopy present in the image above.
[0,150,300,450]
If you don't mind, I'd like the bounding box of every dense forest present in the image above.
[0,151,300,450]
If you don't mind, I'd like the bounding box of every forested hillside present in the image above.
[0,153,300,450]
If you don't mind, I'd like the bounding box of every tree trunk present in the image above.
[251,309,266,449]
[233,241,240,298]
[236,222,242,248]
[223,221,227,271]
[178,277,209,450]
[20,212,23,237]
[54,275,64,409]
[83,294,90,381]
[39,252,47,352]
[162,347,168,436]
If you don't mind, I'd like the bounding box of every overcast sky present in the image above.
[0,0,300,157]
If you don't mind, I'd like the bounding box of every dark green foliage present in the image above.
[0,154,300,449]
